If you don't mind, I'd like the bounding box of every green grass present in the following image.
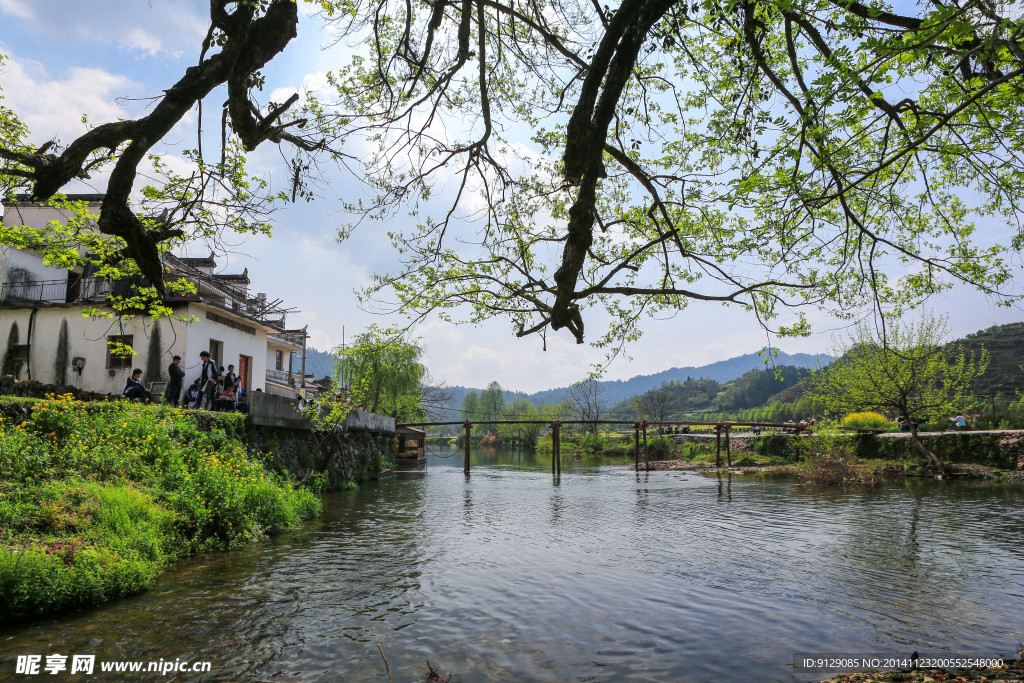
[0,395,321,620]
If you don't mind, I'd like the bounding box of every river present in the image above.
[3,445,1023,682]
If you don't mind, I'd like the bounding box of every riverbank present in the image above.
[0,395,323,620]
[632,456,1024,481]
[815,658,1024,681]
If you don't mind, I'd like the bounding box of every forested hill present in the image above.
[525,350,828,406]
[291,347,336,378]
[958,323,1024,395]
[714,322,1024,413]
[606,365,813,418]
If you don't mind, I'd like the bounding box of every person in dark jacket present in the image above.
[123,369,151,402]
[223,364,238,393]
[184,379,202,409]
[199,351,218,410]
[165,355,185,406]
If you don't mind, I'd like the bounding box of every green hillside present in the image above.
[607,365,811,419]
[957,322,1024,396]
[603,322,1023,423]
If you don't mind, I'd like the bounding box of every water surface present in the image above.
[3,446,1022,682]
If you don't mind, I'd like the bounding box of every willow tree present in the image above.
[808,317,989,466]
[336,328,428,420]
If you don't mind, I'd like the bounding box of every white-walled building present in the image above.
[1,195,311,397]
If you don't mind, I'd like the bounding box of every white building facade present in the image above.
[1,196,310,397]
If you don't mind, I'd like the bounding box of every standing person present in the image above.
[165,355,185,406]
[223,364,238,394]
[199,351,218,410]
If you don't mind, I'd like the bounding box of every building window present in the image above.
[275,350,283,371]
[209,339,223,366]
[107,335,134,370]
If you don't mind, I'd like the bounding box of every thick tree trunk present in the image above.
[907,420,941,468]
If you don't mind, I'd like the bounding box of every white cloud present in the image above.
[123,28,164,58]
[0,0,32,19]
[269,71,333,105]
[0,55,137,146]
[2,0,206,57]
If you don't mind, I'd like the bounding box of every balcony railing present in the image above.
[167,270,291,330]
[0,277,111,305]
[0,275,291,330]
[266,368,292,385]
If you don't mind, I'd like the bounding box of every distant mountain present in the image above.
[290,347,337,378]
[525,350,829,406]
[606,364,814,418]
[739,321,1024,411]
[440,350,829,413]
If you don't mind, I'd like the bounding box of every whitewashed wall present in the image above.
[0,302,274,394]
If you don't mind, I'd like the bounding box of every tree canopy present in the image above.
[337,327,429,420]
[1,0,1023,351]
[342,0,1024,349]
[808,315,989,463]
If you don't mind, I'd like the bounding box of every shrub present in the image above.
[749,434,794,459]
[801,452,863,485]
[840,411,892,430]
[577,433,606,454]
[0,395,322,619]
[645,435,672,460]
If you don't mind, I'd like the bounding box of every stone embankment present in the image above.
[0,376,397,491]
[667,429,1024,470]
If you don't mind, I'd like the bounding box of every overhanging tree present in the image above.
[808,316,989,466]
[1,0,1023,354]
[0,0,340,314]
[335,0,1024,350]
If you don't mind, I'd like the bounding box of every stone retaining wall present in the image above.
[241,423,394,488]
[0,388,397,490]
[0,375,120,402]
[743,431,1024,468]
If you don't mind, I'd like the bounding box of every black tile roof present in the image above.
[5,193,106,205]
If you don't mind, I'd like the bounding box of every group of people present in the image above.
[776,419,815,434]
[655,426,692,436]
[121,351,253,413]
[176,351,249,412]
[896,416,920,432]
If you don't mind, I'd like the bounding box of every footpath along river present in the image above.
[2,446,1023,682]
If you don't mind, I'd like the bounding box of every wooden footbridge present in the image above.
[394,419,811,474]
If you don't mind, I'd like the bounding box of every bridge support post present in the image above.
[551,421,561,474]
[633,423,640,472]
[715,425,721,467]
[463,421,471,475]
[726,424,731,467]
[642,420,649,472]
[555,421,561,475]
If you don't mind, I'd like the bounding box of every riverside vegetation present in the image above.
[0,395,322,620]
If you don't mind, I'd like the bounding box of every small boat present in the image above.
[396,426,427,464]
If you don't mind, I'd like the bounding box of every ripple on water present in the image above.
[1,452,1022,682]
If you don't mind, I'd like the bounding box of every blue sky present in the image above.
[2,0,1021,392]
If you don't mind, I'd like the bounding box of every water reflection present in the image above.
[1,447,1021,682]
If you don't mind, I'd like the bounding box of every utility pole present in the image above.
[299,325,307,398]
